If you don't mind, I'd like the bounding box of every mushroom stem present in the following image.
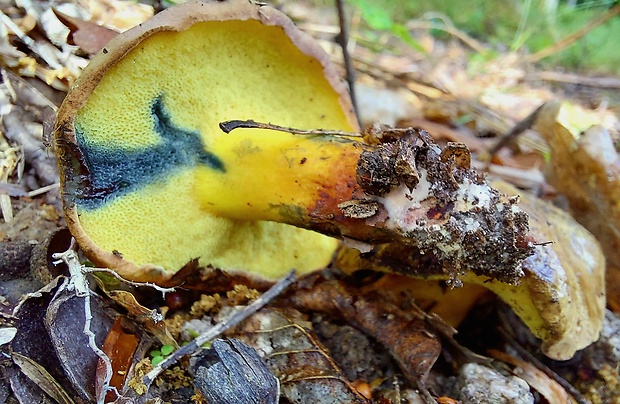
[194,126,367,235]
[196,124,533,285]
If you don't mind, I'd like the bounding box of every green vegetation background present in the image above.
[327,0,620,75]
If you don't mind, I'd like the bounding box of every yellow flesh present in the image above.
[197,133,361,222]
[75,20,354,278]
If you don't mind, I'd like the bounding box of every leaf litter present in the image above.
[1,0,620,403]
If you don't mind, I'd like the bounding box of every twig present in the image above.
[220,119,361,137]
[498,327,589,404]
[51,240,119,403]
[406,16,487,54]
[528,70,620,90]
[525,3,620,63]
[85,267,176,298]
[335,0,362,129]
[488,102,547,157]
[141,271,297,388]
[27,182,60,198]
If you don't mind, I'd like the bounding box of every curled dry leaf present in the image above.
[283,274,442,385]
[232,308,371,404]
[10,278,85,401]
[97,317,139,403]
[535,102,620,311]
[53,10,119,55]
[45,288,116,401]
[95,282,177,347]
[11,352,75,404]
[338,180,605,360]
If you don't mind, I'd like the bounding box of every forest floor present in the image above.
[1,0,620,403]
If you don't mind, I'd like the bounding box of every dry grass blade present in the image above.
[11,352,76,404]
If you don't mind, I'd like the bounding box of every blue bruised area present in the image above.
[74,95,225,210]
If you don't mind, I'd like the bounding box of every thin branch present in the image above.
[141,271,297,388]
[488,102,547,157]
[220,119,361,137]
[335,0,362,129]
[527,70,620,90]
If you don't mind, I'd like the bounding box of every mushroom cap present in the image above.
[490,180,605,360]
[54,0,357,283]
[335,179,605,360]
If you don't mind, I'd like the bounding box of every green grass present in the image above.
[337,0,620,74]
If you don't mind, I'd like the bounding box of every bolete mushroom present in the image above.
[54,0,530,284]
[54,0,602,360]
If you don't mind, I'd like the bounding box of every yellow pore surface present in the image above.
[75,20,355,279]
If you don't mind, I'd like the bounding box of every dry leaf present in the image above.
[45,289,116,401]
[11,352,75,404]
[96,284,177,347]
[54,10,118,55]
[97,317,139,402]
[488,349,570,404]
[284,275,442,385]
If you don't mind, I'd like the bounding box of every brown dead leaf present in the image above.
[284,275,442,386]
[535,102,620,310]
[97,285,177,347]
[97,317,139,403]
[11,352,75,404]
[54,10,118,55]
[162,262,275,293]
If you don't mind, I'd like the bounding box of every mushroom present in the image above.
[54,0,603,360]
[55,0,530,284]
